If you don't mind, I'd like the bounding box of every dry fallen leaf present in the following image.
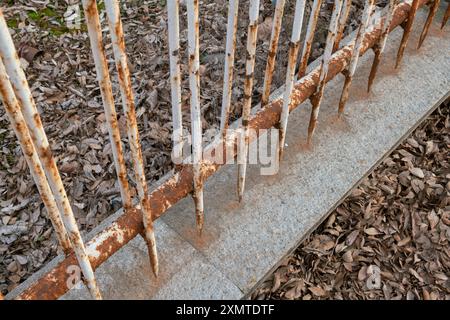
[364,227,380,236]
[409,167,425,179]
[309,286,326,297]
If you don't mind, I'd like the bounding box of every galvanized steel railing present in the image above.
[0,0,448,300]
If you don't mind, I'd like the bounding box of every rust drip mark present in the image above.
[238,0,260,202]
[219,0,239,136]
[442,1,450,29]
[307,83,324,144]
[192,168,204,235]
[279,0,308,162]
[338,69,353,115]
[14,0,427,301]
[366,1,399,92]
[306,0,342,145]
[395,0,420,69]
[298,39,313,79]
[367,44,381,92]
[142,195,159,276]
[298,0,323,79]
[167,0,184,162]
[105,0,159,276]
[186,0,205,234]
[261,0,286,107]
[85,0,97,18]
[82,0,132,212]
[338,72,352,114]
[337,0,375,115]
[333,0,352,53]
[32,110,44,131]
[418,0,440,48]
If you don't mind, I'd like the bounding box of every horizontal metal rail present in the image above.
[8,0,434,300]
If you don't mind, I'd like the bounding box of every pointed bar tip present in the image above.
[441,1,449,29]
[148,245,159,278]
[367,51,380,93]
[238,183,244,203]
[417,0,441,49]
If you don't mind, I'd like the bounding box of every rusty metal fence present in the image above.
[0,0,448,299]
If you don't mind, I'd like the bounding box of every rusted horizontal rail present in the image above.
[15,0,428,300]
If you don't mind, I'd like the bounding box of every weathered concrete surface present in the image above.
[7,5,449,300]
[61,219,242,300]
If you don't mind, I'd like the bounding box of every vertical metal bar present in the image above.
[0,58,72,254]
[220,0,240,136]
[237,0,260,202]
[395,0,420,68]
[186,0,205,234]
[167,0,184,163]
[333,0,352,52]
[367,0,396,92]
[418,0,441,48]
[442,1,450,29]
[81,0,132,210]
[104,0,159,277]
[307,0,342,144]
[297,0,323,79]
[0,9,102,300]
[338,0,374,114]
[261,0,286,107]
[279,0,306,159]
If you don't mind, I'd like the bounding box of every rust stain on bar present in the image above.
[14,0,428,300]
[338,0,374,115]
[186,0,205,234]
[367,0,396,93]
[279,41,301,158]
[105,0,159,276]
[261,0,286,107]
[82,0,132,210]
[279,0,306,159]
[395,0,420,68]
[298,0,323,79]
[167,0,184,162]
[418,0,440,48]
[307,0,342,145]
[333,0,352,52]
[220,0,240,136]
[238,0,261,202]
